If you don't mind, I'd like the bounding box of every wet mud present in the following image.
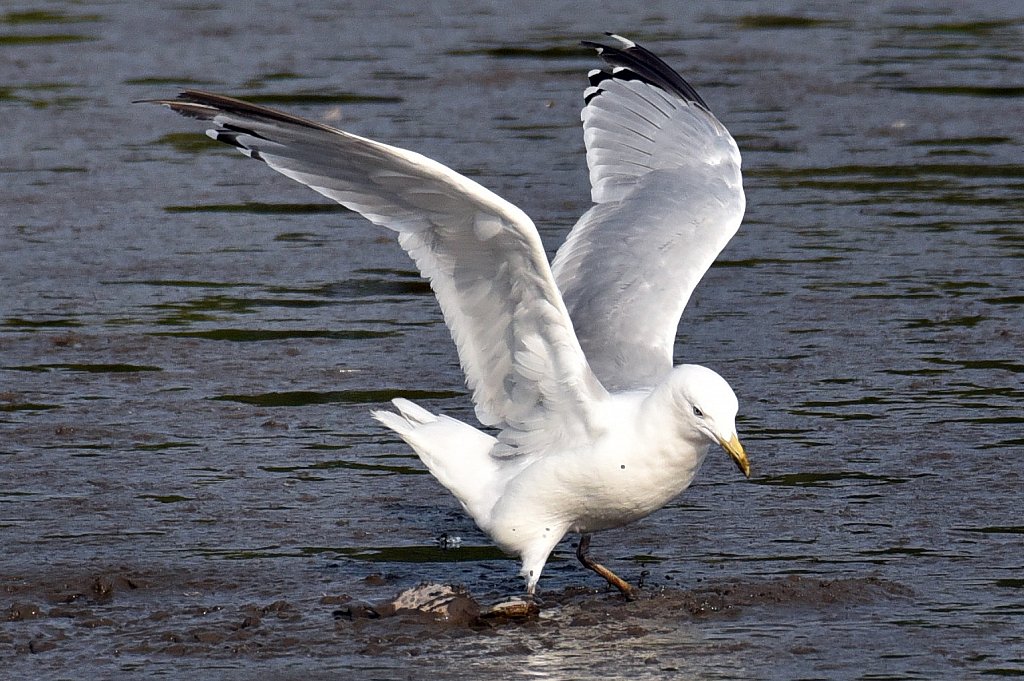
[2,563,909,662]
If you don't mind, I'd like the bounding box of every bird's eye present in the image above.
[692,406,704,418]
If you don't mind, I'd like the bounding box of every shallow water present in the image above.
[2,1,1023,678]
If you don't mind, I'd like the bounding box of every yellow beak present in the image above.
[719,433,750,478]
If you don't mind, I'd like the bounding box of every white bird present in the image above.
[148,33,750,601]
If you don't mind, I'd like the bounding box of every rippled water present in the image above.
[3,1,1022,679]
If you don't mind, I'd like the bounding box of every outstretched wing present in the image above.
[148,90,607,455]
[551,35,745,391]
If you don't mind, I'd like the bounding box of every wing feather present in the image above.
[149,90,607,455]
[552,35,745,390]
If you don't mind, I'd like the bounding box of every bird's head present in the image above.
[671,364,750,477]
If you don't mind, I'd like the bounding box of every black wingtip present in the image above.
[139,89,345,136]
[582,34,710,112]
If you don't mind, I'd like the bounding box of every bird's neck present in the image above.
[637,377,708,468]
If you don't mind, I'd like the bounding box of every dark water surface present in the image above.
[3,1,1023,678]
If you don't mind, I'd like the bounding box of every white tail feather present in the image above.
[373,399,503,525]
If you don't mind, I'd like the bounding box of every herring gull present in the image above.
[147,33,750,601]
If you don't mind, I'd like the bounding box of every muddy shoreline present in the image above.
[3,562,909,661]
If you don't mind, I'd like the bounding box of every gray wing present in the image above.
[551,35,745,391]
[149,90,607,456]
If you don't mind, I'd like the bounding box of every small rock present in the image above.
[481,596,540,621]
[191,628,226,644]
[8,603,44,621]
[91,575,114,602]
[29,638,57,654]
[263,600,300,621]
[363,574,388,587]
[390,584,481,625]
[391,583,462,612]
[237,605,262,629]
